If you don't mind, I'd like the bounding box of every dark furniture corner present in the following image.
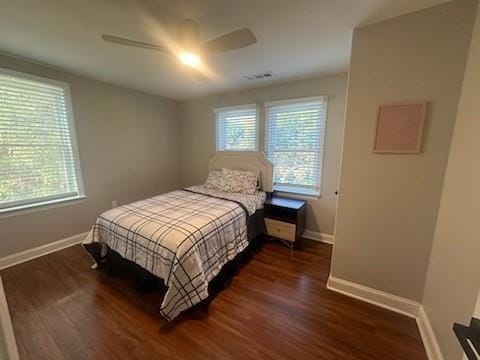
[454,317,480,359]
[264,196,306,250]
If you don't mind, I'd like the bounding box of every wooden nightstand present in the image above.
[264,197,307,250]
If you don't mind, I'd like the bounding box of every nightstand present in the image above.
[264,196,307,249]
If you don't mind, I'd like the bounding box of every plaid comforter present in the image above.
[83,189,249,321]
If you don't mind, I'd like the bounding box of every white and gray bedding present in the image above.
[186,185,266,215]
[83,186,265,321]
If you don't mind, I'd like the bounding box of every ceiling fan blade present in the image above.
[101,34,172,54]
[204,28,257,53]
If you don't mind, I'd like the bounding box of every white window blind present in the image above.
[215,104,258,151]
[265,96,327,196]
[0,68,84,212]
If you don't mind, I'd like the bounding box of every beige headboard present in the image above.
[208,151,274,192]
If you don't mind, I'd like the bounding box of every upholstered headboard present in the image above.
[208,151,274,192]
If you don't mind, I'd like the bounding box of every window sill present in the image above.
[0,195,86,219]
[273,186,320,201]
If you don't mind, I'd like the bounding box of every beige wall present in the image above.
[331,0,476,301]
[421,4,480,359]
[179,73,348,236]
[0,276,16,360]
[0,335,6,360]
[0,54,181,258]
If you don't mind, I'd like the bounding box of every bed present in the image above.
[82,151,273,321]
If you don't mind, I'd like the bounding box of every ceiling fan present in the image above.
[102,19,257,67]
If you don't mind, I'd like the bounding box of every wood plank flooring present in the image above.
[1,240,427,359]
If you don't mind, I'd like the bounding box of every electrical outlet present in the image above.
[111,200,117,208]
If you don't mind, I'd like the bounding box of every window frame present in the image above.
[264,96,328,197]
[0,67,86,215]
[215,103,259,151]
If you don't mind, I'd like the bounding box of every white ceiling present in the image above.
[0,0,449,100]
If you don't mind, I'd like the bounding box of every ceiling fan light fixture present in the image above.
[101,19,257,73]
[179,52,201,67]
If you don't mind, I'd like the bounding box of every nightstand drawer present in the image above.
[265,218,296,242]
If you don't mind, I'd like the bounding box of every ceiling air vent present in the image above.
[243,71,273,81]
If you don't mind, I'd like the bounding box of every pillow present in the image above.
[221,168,259,194]
[204,169,224,189]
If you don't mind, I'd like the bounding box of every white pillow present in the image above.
[221,168,258,194]
[204,169,224,189]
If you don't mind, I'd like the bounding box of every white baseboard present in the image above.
[416,305,444,360]
[326,276,419,318]
[303,230,334,244]
[0,232,88,270]
[327,276,445,359]
[0,276,19,360]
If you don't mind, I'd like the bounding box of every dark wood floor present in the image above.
[2,240,427,360]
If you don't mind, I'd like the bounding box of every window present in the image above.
[265,96,327,196]
[215,104,258,151]
[0,68,84,213]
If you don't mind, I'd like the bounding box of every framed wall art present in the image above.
[373,102,427,154]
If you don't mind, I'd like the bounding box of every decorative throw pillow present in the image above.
[221,168,259,194]
[204,169,224,189]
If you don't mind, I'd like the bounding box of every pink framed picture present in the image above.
[373,102,427,154]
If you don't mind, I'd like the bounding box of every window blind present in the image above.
[0,69,83,212]
[265,97,327,196]
[215,105,258,151]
